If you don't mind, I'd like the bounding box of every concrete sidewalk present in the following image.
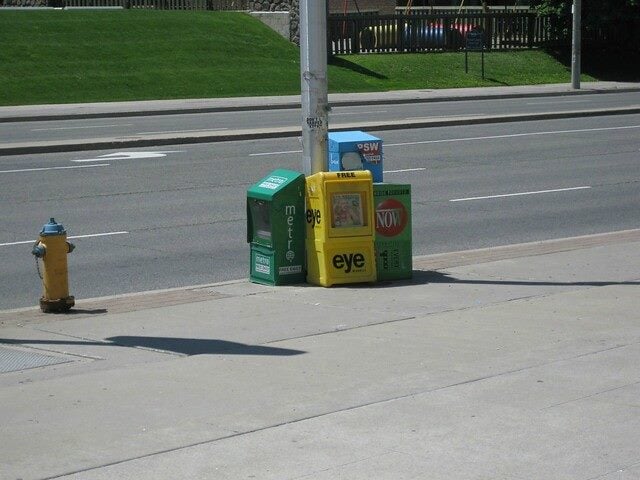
[2,81,640,155]
[1,229,639,480]
[2,81,640,121]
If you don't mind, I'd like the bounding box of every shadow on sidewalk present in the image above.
[105,336,305,356]
[410,270,640,287]
[321,270,640,290]
[0,336,305,357]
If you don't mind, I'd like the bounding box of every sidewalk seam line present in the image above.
[40,339,633,480]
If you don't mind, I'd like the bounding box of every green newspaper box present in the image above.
[373,183,412,280]
[247,169,306,285]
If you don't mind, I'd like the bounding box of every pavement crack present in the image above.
[261,315,418,345]
[126,217,244,233]
[4,182,252,205]
[542,377,640,410]
[285,451,397,480]
[585,459,640,480]
[18,326,184,358]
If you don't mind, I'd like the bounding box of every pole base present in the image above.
[39,296,75,313]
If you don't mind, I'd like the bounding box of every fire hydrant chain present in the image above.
[32,240,44,280]
[35,256,43,281]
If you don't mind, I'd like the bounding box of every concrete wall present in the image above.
[1,0,47,5]
[250,0,396,15]
[247,0,289,11]
[249,0,397,44]
[250,10,290,40]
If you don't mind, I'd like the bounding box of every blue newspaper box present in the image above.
[328,131,383,183]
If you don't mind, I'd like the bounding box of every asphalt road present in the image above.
[3,91,640,145]
[2,112,639,311]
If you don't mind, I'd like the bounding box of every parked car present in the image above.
[360,21,475,51]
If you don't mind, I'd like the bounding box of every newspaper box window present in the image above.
[247,169,306,286]
[331,192,366,229]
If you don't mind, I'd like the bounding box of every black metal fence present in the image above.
[329,12,559,54]
[582,19,640,51]
[396,6,533,14]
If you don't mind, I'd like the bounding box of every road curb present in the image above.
[2,86,640,123]
[2,106,639,156]
[3,229,639,323]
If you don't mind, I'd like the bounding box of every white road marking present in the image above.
[384,168,426,173]
[249,125,640,157]
[450,186,592,202]
[403,113,485,120]
[0,164,109,174]
[526,100,593,105]
[331,110,388,116]
[250,149,302,157]
[135,128,228,135]
[31,124,132,132]
[0,231,129,247]
[72,151,183,163]
[385,125,640,148]
[69,232,129,240]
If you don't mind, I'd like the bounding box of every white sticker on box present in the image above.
[258,176,287,190]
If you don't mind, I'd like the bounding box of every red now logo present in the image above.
[375,198,407,237]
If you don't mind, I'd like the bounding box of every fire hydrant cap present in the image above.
[40,218,67,236]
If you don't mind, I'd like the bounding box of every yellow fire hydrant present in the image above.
[32,218,75,313]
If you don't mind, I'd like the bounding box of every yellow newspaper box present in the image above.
[305,171,376,287]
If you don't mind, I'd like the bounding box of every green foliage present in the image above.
[532,0,640,50]
[532,0,639,22]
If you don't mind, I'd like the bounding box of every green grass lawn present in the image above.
[0,10,303,105]
[0,9,604,106]
[328,49,587,92]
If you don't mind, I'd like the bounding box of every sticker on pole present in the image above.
[306,117,324,129]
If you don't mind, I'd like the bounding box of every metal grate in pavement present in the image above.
[0,345,73,374]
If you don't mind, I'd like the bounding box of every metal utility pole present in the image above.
[571,0,581,89]
[299,0,329,175]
